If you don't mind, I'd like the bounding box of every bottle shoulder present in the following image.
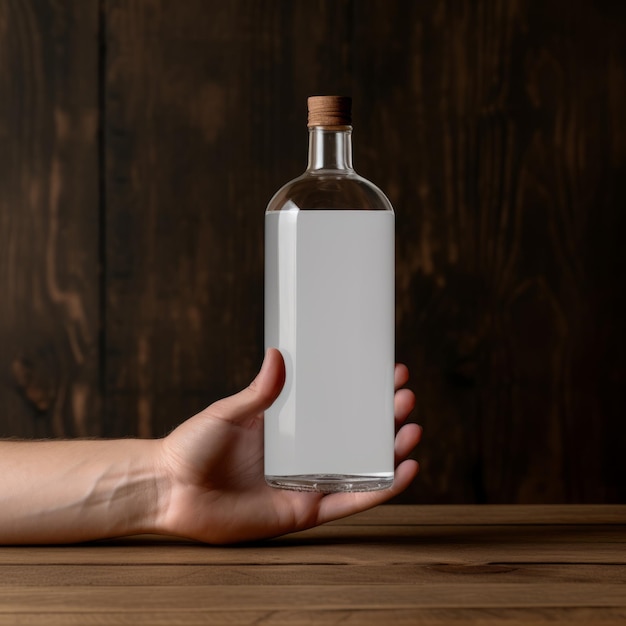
[265,171,394,213]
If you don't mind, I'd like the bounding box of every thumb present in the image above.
[209,348,286,423]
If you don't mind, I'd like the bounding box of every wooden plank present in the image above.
[1,535,623,566]
[334,505,626,526]
[103,0,353,437]
[0,503,623,568]
[1,563,624,587]
[0,607,624,626]
[288,522,626,543]
[0,1,99,437]
[0,583,624,611]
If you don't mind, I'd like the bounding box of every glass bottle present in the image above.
[264,96,395,492]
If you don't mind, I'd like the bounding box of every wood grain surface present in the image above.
[1,1,625,503]
[0,505,623,625]
[0,0,100,438]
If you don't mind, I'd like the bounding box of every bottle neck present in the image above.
[306,127,354,172]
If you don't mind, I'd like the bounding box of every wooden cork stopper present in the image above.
[307,95,352,128]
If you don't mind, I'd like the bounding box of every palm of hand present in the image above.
[158,349,420,544]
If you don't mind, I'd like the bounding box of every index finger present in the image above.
[394,363,410,390]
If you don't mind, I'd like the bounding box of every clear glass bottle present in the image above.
[264,96,395,492]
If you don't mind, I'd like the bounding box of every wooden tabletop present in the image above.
[0,505,624,625]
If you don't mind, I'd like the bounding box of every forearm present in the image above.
[0,439,165,544]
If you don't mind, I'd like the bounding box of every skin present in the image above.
[0,349,421,545]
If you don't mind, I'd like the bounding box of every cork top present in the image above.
[307,95,352,128]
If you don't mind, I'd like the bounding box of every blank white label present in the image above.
[264,210,395,477]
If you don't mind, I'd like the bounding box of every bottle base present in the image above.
[265,474,393,493]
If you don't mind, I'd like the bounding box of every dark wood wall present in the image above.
[1,0,624,504]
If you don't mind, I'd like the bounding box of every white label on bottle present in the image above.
[264,210,395,476]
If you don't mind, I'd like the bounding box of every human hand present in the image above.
[155,348,421,544]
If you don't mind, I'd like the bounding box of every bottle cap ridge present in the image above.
[307,95,352,128]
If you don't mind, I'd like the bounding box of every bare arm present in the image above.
[0,438,162,543]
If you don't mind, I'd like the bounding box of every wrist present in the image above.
[77,438,169,540]
[114,439,169,538]
[148,438,175,537]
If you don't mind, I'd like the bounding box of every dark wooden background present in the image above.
[1,0,624,504]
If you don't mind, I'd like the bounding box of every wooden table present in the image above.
[0,505,624,625]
